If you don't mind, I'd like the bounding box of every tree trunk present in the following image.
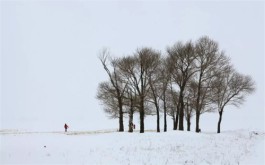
[195,111,200,133]
[172,112,176,130]
[163,100,167,132]
[157,113,160,132]
[178,101,184,131]
[156,104,160,133]
[195,73,202,133]
[140,99,144,133]
[174,109,179,130]
[118,112,124,132]
[128,107,134,133]
[187,114,191,131]
[152,94,160,133]
[118,97,124,132]
[187,121,191,131]
[217,109,223,133]
[178,90,184,131]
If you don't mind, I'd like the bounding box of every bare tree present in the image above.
[193,36,226,133]
[98,49,127,132]
[167,41,197,130]
[212,66,255,133]
[148,61,162,132]
[118,48,161,133]
[159,57,172,132]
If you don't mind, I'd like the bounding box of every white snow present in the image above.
[0,129,264,165]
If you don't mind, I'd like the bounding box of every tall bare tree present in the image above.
[167,41,197,130]
[212,66,255,133]
[159,57,172,132]
[193,36,226,133]
[98,49,127,132]
[118,48,161,133]
[148,61,162,132]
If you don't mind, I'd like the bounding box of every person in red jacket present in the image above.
[64,123,69,132]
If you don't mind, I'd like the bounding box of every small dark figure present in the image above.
[64,123,69,132]
[133,124,135,129]
[129,122,134,131]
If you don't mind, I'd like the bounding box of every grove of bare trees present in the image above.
[97,36,255,134]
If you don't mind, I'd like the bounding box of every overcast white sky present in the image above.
[1,0,264,132]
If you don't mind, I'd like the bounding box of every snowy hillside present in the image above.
[1,129,264,165]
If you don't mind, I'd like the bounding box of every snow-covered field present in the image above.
[0,129,264,165]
